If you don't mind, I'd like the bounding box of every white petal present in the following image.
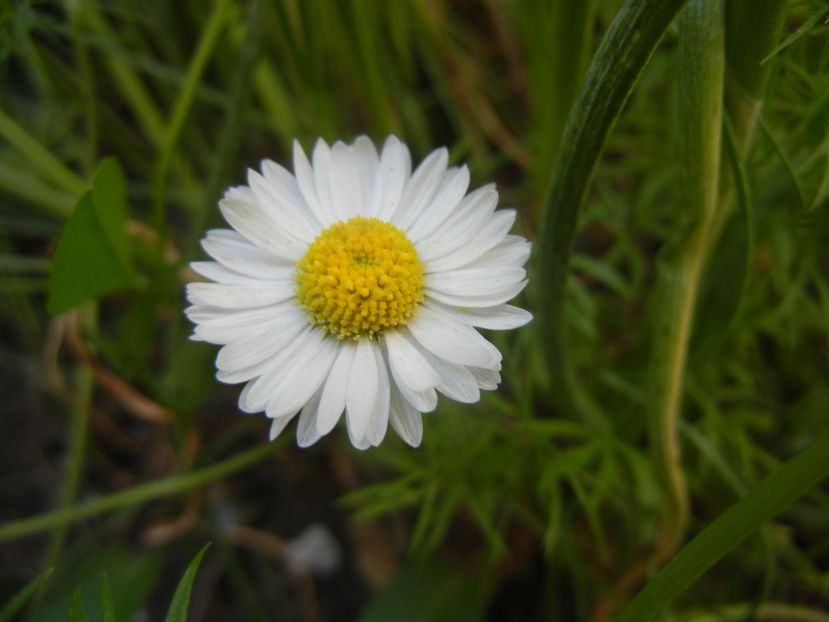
[375,136,412,221]
[383,329,440,392]
[396,382,438,413]
[248,168,317,242]
[269,415,293,441]
[425,266,526,297]
[413,185,498,262]
[427,302,533,330]
[365,347,391,447]
[265,335,338,419]
[316,340,357,435]
[261,158,322,230]
[189,301,303,344]
[405,166,470,242]
[429,236,531,274]
[237,325,316,412]
[469,366,501,390]
[389,385,423,447]
[346,339,378,442]
[186,281,295,309]
[392,147,448,229]
[216,306,307,371]
[241,327,331,414]
[328,141,363,221]
[407,305,501,369]
[420,208,515,267]
[425,278,528,308]
[220,196,307,260]
[294,140,336,226]
[352,136,381,216]
[296,387,325,447]
[201,229,295,279]
[191,261,294,284]
[312,139,340,224]
[428,356,480,403]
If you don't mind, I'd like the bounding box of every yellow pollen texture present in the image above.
[296,217,425,339]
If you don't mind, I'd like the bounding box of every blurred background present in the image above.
[1,0,828,620]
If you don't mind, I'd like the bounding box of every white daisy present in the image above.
[185,136,532,449]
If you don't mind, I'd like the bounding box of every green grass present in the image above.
[1,0,828,620]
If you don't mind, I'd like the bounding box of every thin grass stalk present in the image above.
[528,0,597,197]
[725,0,788,151]
[82,4,167,149]
[0,109,86,196]
[535,0,688,418]
[151,0,232,240]
[0,440,282,543]
[650,0,725,561]
[617,425,829,621]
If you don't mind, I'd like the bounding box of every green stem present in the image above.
[0,161,75,216]
[535,0,688,418]
[0,440,280,543]
[617,426,829,622]
[0,109,86,197]
[42,365,93,565]
[82,4,167,149]
[152,0,232,239]
[649,0,725,556]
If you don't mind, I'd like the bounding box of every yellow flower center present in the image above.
[296,217,425,339]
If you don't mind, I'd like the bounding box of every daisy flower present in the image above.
[185,136,531,449]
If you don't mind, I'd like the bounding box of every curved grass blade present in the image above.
[535,0,689,416]
[0,568,53,622]
[616,426,829,622]
[165,544,210,622]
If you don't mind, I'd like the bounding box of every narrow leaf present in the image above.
[100,573,117,622]
[0,568,53,622]
[535,0,689,413]
[617,426,829,621]
[164,544,210,622]
[68,588,90,622]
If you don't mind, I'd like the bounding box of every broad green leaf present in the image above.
[164,544,210,622]
[0,567,53,622]
[90,158,131,272]
[47,158,135,314]
[359,565,486,622]
[617,426,829,621]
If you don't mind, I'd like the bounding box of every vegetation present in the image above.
[1,0,828,619]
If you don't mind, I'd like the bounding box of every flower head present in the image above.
[186,136,531,449]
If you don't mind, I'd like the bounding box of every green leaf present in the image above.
[0,567,53,622]
[164,544,210,622]
[617,426,829,621]
[68,588,90,622]
[47,158,135,314]
[30,545,161,622]
[359,564,486,622]
[535,0,689,414]
[100,573,117,622]
[90,158,132,273]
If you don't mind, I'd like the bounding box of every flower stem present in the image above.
[648,0,725,559]
[0,439,280,543]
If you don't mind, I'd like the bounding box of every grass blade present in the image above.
[0,568,53,622]
[617,426,829,621]
[164,544,210,622]
[535,0,688,417]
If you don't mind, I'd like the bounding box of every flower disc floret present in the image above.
[296,216,425,339]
